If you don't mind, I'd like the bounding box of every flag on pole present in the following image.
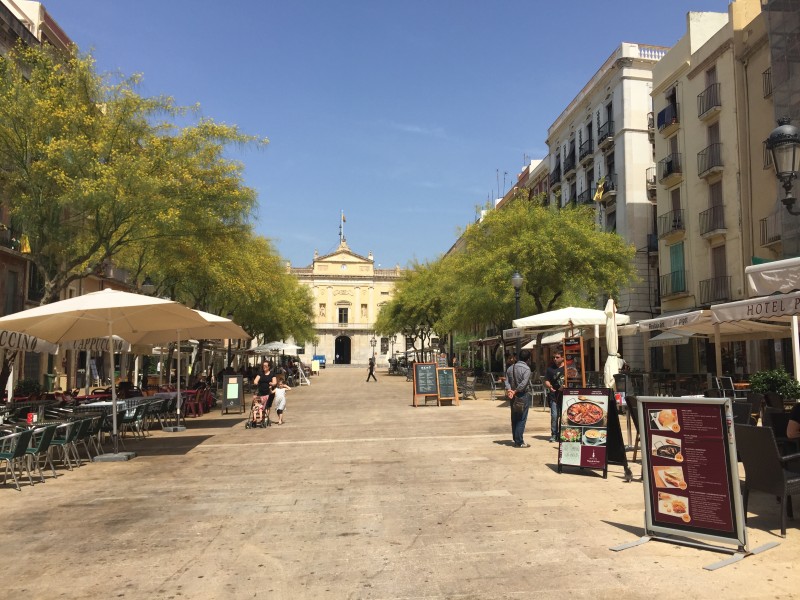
[593,176,606,202]
[342,213,346,223]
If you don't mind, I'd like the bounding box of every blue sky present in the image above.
[46,0,731,269]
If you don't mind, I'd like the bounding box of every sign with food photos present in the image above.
[557,387,609,475]
[636,396,746,547]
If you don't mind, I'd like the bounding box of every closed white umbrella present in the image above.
[0,289,210,458]
[603,299,620,389]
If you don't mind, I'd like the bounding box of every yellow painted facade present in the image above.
[290,240,406,365]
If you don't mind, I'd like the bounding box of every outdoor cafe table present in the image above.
[73,393,112,405]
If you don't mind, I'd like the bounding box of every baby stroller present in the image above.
[245,396,270,428]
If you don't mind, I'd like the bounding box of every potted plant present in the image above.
[749,367,800,399]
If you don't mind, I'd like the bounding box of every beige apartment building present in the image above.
[546,42,669,370]
[290,240,406,366]
[650,0,782,375]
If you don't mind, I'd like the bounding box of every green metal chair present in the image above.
[50,421,82,470]
[0,428,35,490]
[25,424,58,482]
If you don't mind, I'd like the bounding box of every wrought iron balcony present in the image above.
[646,167,657,200]
[657,103,680,134]
[657,153,683,183]
[576,187,595,205]
[659,269,688,298]
[563,152,577,177]
[697,143,723,178]
[699,204,725,236]
[579,138,594,163]
[760,213,781,247]
[697,82,721,119]
[598,120,614,147]
[647,111,655,143]
[699,275,731,305]
[657,208,685,238]
[763,67,772,98]
[549,165,562,187]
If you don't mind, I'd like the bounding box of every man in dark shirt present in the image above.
[504,349,532,448]
[545,351,565,443]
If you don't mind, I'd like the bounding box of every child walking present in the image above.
[273,374,291,424]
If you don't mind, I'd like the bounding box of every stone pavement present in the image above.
[0,367,798,599]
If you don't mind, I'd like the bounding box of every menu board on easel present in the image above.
[436,367,459,405]
[563,336,585,387]
[412,363,438,407]
[557,387,609,478]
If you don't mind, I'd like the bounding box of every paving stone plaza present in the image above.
[1,367,797,599]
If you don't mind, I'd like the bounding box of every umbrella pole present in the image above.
[176,330,181,427]
[109,324,119,454]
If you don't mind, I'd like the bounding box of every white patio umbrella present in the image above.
[603,298,620,389]
[126,310,250,429]
[0,289,210,457]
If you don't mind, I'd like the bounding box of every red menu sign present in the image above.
[558,388,608,475]
[638,396,745,546]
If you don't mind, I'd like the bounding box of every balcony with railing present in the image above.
[657,208,685,239]
[760,212,781,247]
[549,164,562,188]
[697,143,723,178]
[657,153,683,184]
[597,120,614,148]
[576,187,595,205]
[699,204,725,237]
[763,67,772,98]
[579,138,594,164]
[660,269,688,298]
[697,82,721,120]
[563,152,577,178]
[699,275,731,305]
[657,103,680,135]
[646,167,657,200]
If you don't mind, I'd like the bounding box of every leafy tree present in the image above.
[0,44,264,305]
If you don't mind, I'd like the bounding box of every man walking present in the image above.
[366,356,377,382]
[504,349,532,448]
[545,351,565,442]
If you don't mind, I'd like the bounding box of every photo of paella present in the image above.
[562,398,606,427]
[651,434,683,462]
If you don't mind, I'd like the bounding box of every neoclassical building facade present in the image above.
[290,240,406,365]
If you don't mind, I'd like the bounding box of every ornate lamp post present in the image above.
[511,271,524,355]
[370,335,377,360]
[390,334,396,357]
[767,117,800,215]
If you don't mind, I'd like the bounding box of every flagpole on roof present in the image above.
[340,210,346,243]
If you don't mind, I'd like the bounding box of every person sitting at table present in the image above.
[787,403,800,440]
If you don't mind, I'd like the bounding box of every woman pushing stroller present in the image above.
[253,360,277,426]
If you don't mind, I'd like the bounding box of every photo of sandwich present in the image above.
[653,466,687,489]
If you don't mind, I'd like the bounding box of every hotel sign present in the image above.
[712,290,800,323]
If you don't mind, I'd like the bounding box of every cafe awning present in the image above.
[745,256,800,296]
[648,329,694,347]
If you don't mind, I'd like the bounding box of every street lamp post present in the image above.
[390,334,396,358]
[511,271,524,356]
[370,335,377,360]
[767,117,800,215]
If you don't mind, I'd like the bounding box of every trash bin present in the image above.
[43,373,56,392]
